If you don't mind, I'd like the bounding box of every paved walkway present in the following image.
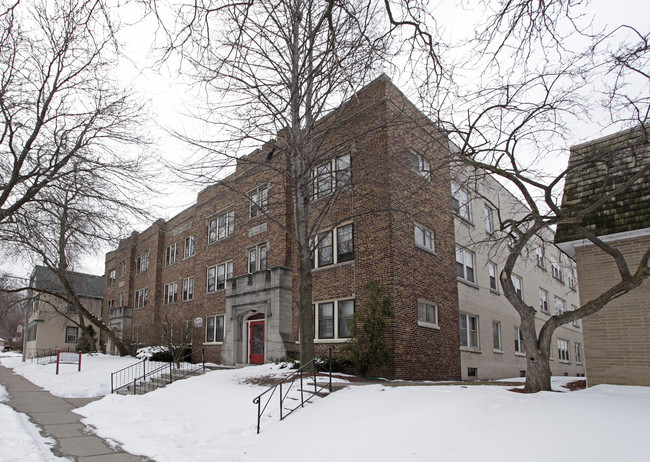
[0,365,148,462]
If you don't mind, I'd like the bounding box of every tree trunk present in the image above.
[524,347,553,392]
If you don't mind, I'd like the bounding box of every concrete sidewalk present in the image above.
[0,365,147,462]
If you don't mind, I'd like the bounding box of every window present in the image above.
[313,223,354,268]
[554,296,566,315]
[410,151,430,179]
[551,253,564,282]
[165,243,178,266]
[108,269,116,286]
[484,205,494,233]
[558,339,570,361]
[208,210,235,243]
[451,181,471,221]
[312,155,351,199]
[205,315,224,343]
[575,342,583,363]
[539,289,549,313]
[184,236,195,258]
[535,246,545,269]
[414,224,434,252]
[511,274,523,299]
[459,313,479,349]
[117,292,125,307]
[568,270,577,290]
[249,185,269,218]
[316,162,333,196]
[335,154,351,188]
[182,278,194,301]
[468,367,478,377]
[119,260,126,277]
[514,327,525,354]
[136,251,150,274]
[417,300,438,327]
[164,281,178,304]
[66,303,77,314]
[456,246,476,284]
[248,244,268,273]
[65,326,78,343]
[107,299,114,311]
[488,262,498,292]
[492,321,502,350]
[571,305,580,328]
[134,288,148,309]
[314,299,355,340]
[207,261,234,292]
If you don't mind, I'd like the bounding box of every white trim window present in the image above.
[134,288,148,309]
[108,269,116,286]
[484,205,495,234]
[249,184,269,218]
[539,288,549,313]
[117,292,124,307]
[571,304,580,328]
[451,181,471,221]
[205,315,224,343]
[551,252,564,282]
[208,210,235,243]
[414,224,434,253]
[248,243,268,273]
[554,296,566,315]
[514,327,526,354]
[488,262,499,292]
[314,299,355,340]
[164,281,178,304]
[207,261,233,292]
[184,236,195,259]
[165,243,178,266]
[182,277,194,301]
[511,274,523,299]
[313,223,354,268]
[119,260,126,277]
[335,154,351,188]
[536,246,545,269]
[568,270,577,290]
[417,300,438,328]
[492,321,502,351]
[459,313,479,349]
[312,154,352,199]
[136,251,150,274]
[558,339,570,362]
[575,342,583,363]
[410,151,430,179]
[107,299,114,311]
[456,246,476,284]
[65,326,78,343]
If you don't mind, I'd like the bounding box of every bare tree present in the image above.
[0,274,24,342]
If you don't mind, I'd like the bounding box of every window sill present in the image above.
[453,213,473,226]
[559,360,571,364]
[415,244,436,255]
[417,321,440,330]
[314,338,351,344]
[460,347,481,354]
[183,255,195,261]
[489,289,500,295]
[205,289,226,295]
[493,349,504,354]
[515,352,526,357]
[203,342,223,346]
[457,278,479,289]
[312,260,354,273]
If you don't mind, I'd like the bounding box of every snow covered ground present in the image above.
[2,352,649,462]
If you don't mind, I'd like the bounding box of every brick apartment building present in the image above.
[104,75,462,381]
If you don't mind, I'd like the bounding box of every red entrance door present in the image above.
[248,319,265,364]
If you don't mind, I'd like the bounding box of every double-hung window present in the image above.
[182,277,194,301]
[417,300,438,328]
[249,185,269,218]
[165,243,178,266]
[312,154,352,199]
[414,224,434,253]
[108,269,116,286]
[574,342,583,363]
[136,252,150,274]
[65,326,78,343]
[488,262,498,292]
[207,261,233,292]
[205,315,224,343]
[208,210,235,243]
[492,321,502,351]
[539,289,549,313]
[248,244,268,273]
[536,246,545,269]
[410,151,431,179]
[134,288,148,309]
[184,236,195,258]
[451,182,471,221]
[456,246,475,284]
[554,296,566,316]
[558,339,570,361]
[314,299,355,340]
[313,223,354,268]
[511,274,523,299]
[119,260,126,277]
[551,252,564,282]
[164,281,178,304]
[117,292,125,307]
[107,299,114,311]
[459,313,479,349]
[571,305,580,328]
[484,205,495,234]
[335,154,351,188]
[514,327,526,354]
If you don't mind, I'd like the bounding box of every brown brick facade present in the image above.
[103,75,461,380]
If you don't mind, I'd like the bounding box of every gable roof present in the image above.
[555,125,650,243]
[30,266,104,299]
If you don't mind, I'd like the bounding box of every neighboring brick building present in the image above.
[556,125,650,386]
[104,75,462,381]
[453,167,585,380]
[24,266,104,359]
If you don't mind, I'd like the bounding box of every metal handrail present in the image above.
[253,346,335,434]
[111,349,205,394]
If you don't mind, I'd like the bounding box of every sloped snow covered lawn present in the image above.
[74,366,650,462]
